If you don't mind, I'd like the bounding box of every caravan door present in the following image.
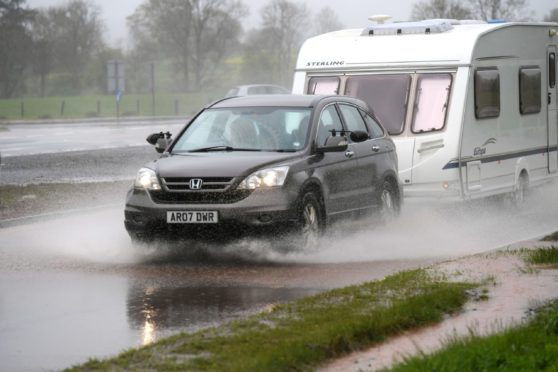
[548,46,557,173]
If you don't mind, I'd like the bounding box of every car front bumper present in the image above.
[124,186,300,238]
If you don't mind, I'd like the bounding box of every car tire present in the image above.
[297,192,324,250]
[378,180,399,224]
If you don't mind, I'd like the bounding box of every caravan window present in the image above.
[474,68,500,119]
[412,74,452,133]
[307,77,340,94]
[519,67,541,115]
[345,74,411,135]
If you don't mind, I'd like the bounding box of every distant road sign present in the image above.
[107,60,125,94]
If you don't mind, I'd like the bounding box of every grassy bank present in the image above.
[0,93,216,121]
[388,235,558,371]
[67,270,477,371]
[390,298,558,371]
[0,181,131,221]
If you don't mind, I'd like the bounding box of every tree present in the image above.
[467,0,534,21]
[258,0,310,86]
[544,8,558,22]
[313,6,344,36]
[128,0,247,92]
[0,0,34,98]
[411,0,472,20]
[30,8,58,97]
[51,0,105,93]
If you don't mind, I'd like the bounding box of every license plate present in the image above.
[167,211,218,224]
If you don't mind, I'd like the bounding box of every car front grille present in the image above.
[161,177,234,191]
[152,176,250,204]
[150,190,251,204]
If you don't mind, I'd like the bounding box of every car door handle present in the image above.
[372,145,380,152]
[345,150,355,158]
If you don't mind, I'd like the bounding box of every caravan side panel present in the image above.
[460,26,552,198]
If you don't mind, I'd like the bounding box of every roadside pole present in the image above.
[116,89,122,124]
[150,62,156,117]
[107,60,125,124]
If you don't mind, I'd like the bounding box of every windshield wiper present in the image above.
[187,146,262,152]
[188,145,234,152]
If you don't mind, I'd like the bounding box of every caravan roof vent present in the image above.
[361,19,454,36]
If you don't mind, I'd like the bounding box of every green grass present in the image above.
[390,299,558,371]
[523,247,558,266]
[67,270,477,371]
[542,231,558,242]
[0,93,217,120]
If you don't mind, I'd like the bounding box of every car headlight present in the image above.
[134,168,161,190]
[238,166,289,190]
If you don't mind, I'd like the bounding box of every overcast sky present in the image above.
[27,0,556,46]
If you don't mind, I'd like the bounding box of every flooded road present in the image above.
[0,208,437,372]
[0,180,557,371]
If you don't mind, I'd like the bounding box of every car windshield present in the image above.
[172,107,311,153]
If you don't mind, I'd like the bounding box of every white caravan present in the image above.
[293,19,558,201]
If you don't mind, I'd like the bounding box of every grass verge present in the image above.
[388,247,558,371]
[0,93,216,121]
[0,181,131,221]
[67,269,477,371]
[389,299,558,371]
[523,246,558,266]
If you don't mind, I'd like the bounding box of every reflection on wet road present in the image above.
[126,285,320,346]
[0,180,557,371]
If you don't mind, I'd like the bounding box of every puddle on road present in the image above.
[0,268,321,372]
[126,283,320,345]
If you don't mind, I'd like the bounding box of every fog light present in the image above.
[133,215,146,225]
[258,214,273,223]
[442,182,449,189]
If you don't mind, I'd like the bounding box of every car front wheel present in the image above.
[298,192,323,250]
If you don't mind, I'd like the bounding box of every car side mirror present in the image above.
[146,132,172,153]
[350,130,370,143]
[317,135,349,153]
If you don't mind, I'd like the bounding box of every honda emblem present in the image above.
[189,178,203,190]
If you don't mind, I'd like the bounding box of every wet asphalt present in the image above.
[0,207,438,371]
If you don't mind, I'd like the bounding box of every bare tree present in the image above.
[313,6,344,36]
[0,0,34,98]
[544,8,558,22]
[51,0,105,92]
[467,0,534,21]
[30,8,58,97]
[128,0,246,92]
[259,0,310,86]
[411,0,472,20]
[190,0,246,89]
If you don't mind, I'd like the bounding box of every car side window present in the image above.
[317,105,344,146]
[339,104,369,136]
[359,109,385,139]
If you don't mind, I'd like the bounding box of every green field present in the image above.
[0,92,218,121]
